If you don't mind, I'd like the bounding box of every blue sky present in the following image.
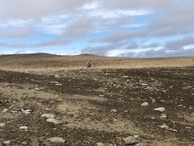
[0,0,194,57]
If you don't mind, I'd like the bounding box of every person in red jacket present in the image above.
[86,62,91,67]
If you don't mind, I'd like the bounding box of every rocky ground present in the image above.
[0,54,194,146]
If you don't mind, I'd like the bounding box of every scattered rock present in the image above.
[151,98,156,103]
[133,135,139,139]
[159,124,169,129]
[46,118,61,124]
[21,109,31,115]
[182,86,191,90]
[21,142,28,145]
[0,122,5,127]
[55,75,60,78]
[41,114,55,118]
[169,128,177,132]
[121,75,129,78]
[141,102,149,107]
[93,78,98,81]
[154,107,166,112]
[3,141,11,145]
[160,113,167,119]
[110,109,117,113]
[55,83,63,86]
[186,127,192,130]
[123,136,138,145]
[96,142,104,146]
[19,126,28,131]
[96,143,116,146]
[151,116,156,120]
[2,109,8,113]
[46,137,65,143]
[35,87,41,91]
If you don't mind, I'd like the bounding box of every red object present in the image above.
[87,63,91,67]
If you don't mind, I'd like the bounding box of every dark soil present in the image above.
[0,66,194,145]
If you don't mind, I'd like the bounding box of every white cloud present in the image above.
[82,1,101,10]
[0,0,88,19]
[107,49,129,57]
[0,26,33,38]
[0,19,33,27]
[89,9,152,18]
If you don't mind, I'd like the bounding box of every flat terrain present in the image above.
[0,53,194,146]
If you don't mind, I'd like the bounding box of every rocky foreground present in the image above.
[0,54,194,146]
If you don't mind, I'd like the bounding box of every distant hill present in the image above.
[0,53,57,59]
[0,53,194,71]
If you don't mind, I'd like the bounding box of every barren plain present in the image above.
[0,53,194,146]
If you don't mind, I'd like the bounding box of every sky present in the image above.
[0,0,194,58]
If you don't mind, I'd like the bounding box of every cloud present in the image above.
[103,0,174,10]
[0,0,87,19]
[63,16,95,39]
[0,26,33,39]
[0,0,194,58]
[92,32,131,43]
[164,36,194,50]
[88,9,152,18]
[0,42,28,48]
[147,2,194,37]
[0,19,33,27]
[81,1,101,10]
[141,43,160,48]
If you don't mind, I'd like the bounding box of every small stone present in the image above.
[2,109,8,112]
[96,143,104,146]
[150,116,156,120]
[96,143,115,146]
[46,118,61,124]
[93,78,98,81]
[41,114,55,118]
[186,127,192,129]
[121,76,129,78]
[110,109,117,113]
[35,87,41,91]
[19,126,28,131]
[141,102,149,107]
[160,113,167,119]
[0,122,5,127]
[21,142,28,145]
[4,141,11,145]
[11,110,17,113]
[159,124,169,129]
[54,75,60,78]
[151,98,156,103]
[154,107,166,112]
[169,128,177,132]
[133,135,139,139]
[123,136,138,145]
[55,83,63,86]
[21,109,31,115]
[99,94,104,97]
[46,137,65,143]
